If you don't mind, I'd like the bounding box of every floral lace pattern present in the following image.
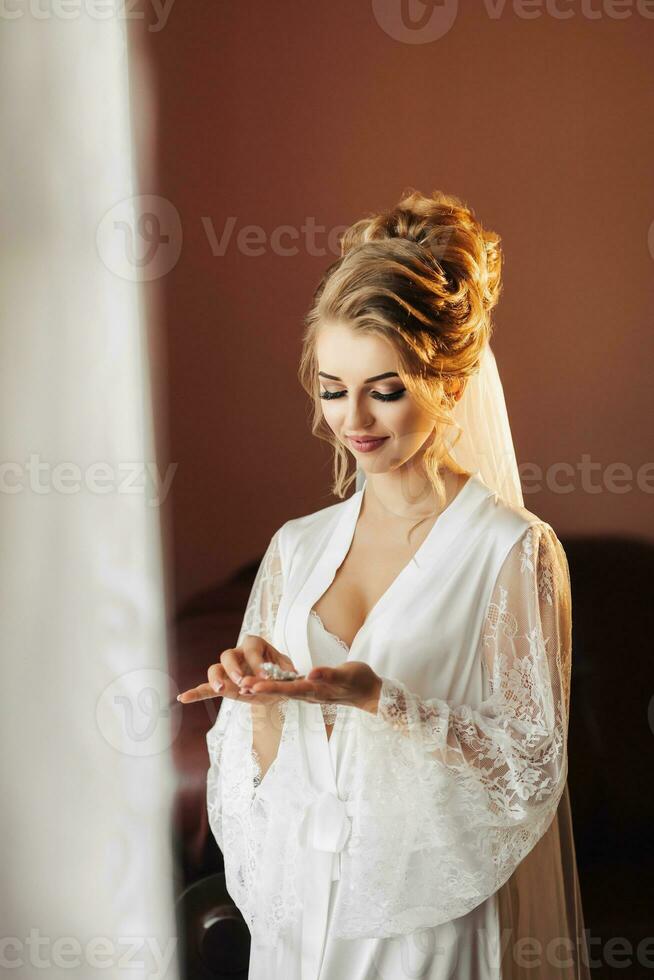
[207,519,574,947]
[361,522,572,938]
[206,693,307,945]
[206,528,306,944]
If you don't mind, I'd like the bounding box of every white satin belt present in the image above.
[298,791,355,980]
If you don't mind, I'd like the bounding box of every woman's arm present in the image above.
[373,522,571,827]
[237,528,287,785]
[206,526,287,850]
[205,526,296,934]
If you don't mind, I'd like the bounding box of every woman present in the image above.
[178,188,590,979]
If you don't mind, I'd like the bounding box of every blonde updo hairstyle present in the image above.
[298,187,503,509]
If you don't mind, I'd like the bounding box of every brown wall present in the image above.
[132,1,654,612]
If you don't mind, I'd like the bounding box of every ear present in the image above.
[446,377,467,403]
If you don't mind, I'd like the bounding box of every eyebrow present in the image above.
[318,371,400,383]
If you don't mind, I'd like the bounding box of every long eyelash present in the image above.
[319,389,406,402]
[374,389,406,401]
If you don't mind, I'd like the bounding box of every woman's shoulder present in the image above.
[475,488,569,599]
[478,479,562,551]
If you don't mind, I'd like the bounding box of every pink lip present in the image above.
[347,436,388,453]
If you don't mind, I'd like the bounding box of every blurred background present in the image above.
[1,2,652,979]
[133,4,654,610]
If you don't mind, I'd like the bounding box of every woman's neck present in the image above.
[360,463,469,524]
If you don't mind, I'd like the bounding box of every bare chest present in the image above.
[311,515,438,649]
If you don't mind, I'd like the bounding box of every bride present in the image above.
[178,188,590,979]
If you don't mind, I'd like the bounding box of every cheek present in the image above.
[320,400,355,437]
[392,402,435,450]
[391,400,424,433]
[320,401,343,431]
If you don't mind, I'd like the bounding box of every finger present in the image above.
[239,634,272,680]
[238,646,299,690]
[276,651,299,672]
[220,647,249,685]
[178,679,268,705]
[306,667,348,691]
[239,661,305,691]
[241,637,299,679]
[208,662,235,695]
[177,682,220,703]
[224,635,278,685]
[306,666,335,683]
[247,677,324,700]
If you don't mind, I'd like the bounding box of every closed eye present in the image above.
[319,388,406,402]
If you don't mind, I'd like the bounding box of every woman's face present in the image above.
[315,320,438,476]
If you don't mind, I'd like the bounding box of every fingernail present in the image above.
[211,681,224,692]
[231,673,243,684]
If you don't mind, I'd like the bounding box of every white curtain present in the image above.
[0,10,179,980]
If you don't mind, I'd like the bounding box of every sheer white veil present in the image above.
[355,340,590,978]
[355,340,524,507]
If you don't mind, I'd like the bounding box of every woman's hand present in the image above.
[176,634,300,706]
[239,660,383,715]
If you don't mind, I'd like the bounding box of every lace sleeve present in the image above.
[206,526,308,945]
[377,522,570,827]
[206,527,286,856]
[358,522,571,933]
[233,527,284,649]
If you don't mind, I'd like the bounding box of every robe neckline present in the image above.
[313,468,490,658]
[285,468,496,680]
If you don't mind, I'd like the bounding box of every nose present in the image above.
[343,391,375,433]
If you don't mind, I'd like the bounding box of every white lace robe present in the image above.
[206,472,589,979]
